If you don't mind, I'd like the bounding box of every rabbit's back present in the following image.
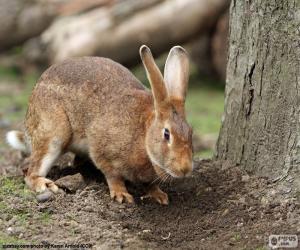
[32,57,150,116]
[26,57,153,160]
[39,57,145,93]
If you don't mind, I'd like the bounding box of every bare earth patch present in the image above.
[0,151,299,250]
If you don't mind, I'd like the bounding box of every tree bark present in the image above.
[216,0,300,199]
[25,0,229,65]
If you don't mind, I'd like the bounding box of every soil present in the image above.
[0,145,299,250]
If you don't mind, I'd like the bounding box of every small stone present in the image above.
[83,206,94,212]
[36,190,53,203]
[274,212,282,220]
[70,220,79,227]
[237,222,243,227]
[280,186,292,194]
[5,226,22,236]
[269,189,277,196]
[238,197,246,204]
[261,196,269,205]
[241,175,250,182]
[142,229,151,233]
[55,173,86,193]
[222,208,229,216]
[8,216,18,226]
[6,227,13,235]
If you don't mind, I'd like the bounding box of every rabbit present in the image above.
[6,45,193,205]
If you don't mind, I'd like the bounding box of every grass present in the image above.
[0,233,27,245]
[0,176,52,243]
[0,176,31,198]
[232,233,242,242]
[0,176,52,245]
[186,79,224,136]
[0,177,32,224]
[0,67,37,122]
[38,211,51,224]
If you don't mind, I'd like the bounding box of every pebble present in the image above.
[36,190,53,203]
[6,226,23,236]
[6,227,13,235]
[83,206,94,212]
[8,216,18,226]
[261,196,269,205]
[241,175,250,182]
[238,197,246,204]
[55,173,85,193]
[70,220,79,227]
[237,222,243,227]
[222,208,229,216]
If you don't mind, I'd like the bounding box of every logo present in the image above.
[269,235,298,249]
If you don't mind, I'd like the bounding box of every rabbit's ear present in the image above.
[140,45,167,110]
[164,46,189,103]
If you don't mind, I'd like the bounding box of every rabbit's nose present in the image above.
[180,162,193,177]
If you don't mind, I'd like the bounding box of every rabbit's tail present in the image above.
[6,130,29,153]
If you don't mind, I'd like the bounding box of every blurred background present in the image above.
[0,0,230,158]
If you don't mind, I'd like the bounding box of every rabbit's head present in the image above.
[140,45,193,178]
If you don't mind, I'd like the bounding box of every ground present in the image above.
[0,151,299,250]
[0,63,299,249]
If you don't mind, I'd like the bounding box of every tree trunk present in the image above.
[216,0,300,199]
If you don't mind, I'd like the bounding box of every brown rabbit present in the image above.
[6,45,193,205]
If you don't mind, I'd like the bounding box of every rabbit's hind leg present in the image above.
[25,110,71,194]
[25,137,64,193]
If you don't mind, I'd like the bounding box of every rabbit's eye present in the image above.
[164,128,170,141]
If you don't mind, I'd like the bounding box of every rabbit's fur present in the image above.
[6,45,193,204]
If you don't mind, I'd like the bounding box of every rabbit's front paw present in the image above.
[110,190,134,204]
[142,185,169,205]
[107,177,134,204]
[26,176,59,194]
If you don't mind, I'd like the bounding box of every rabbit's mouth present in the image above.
[165,168,188,178]
[147,149,191,178]
[154,164,186,178]
[157,161,193,178]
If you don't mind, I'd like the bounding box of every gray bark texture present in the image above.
[216,0,300,199]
